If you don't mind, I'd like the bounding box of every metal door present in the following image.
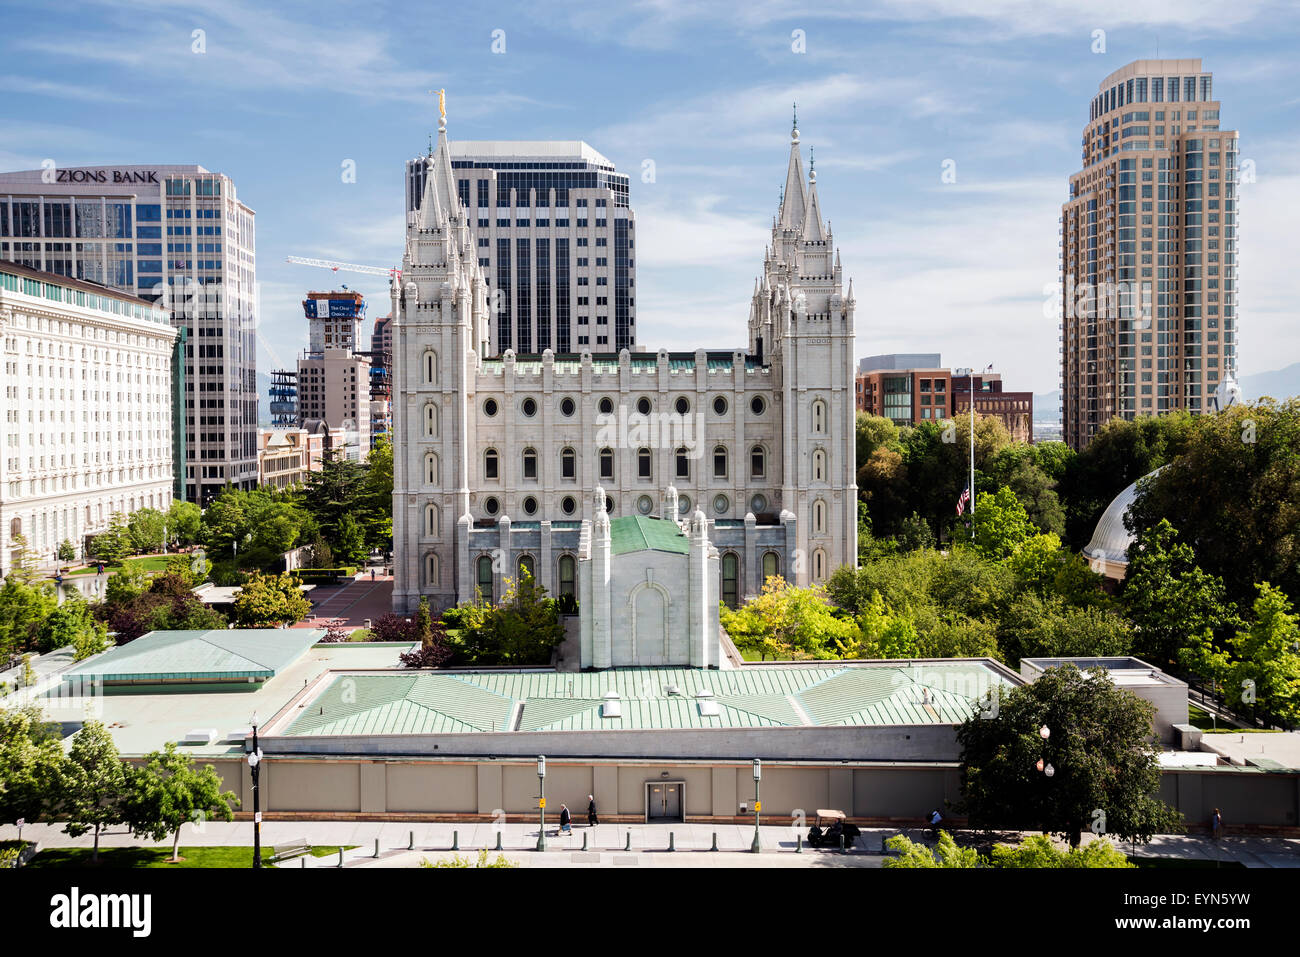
[663,783,680,820]
[647,782,683,821]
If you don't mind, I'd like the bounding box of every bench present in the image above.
[270,840,312,863]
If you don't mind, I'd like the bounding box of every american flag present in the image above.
[956,485,971,516]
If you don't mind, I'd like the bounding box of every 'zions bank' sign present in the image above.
[55,169,160,184]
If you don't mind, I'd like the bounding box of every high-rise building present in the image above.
[392,111,856,615]
[1060,59,1239,449]
[406,141,636,355]
[294,290,370,461]
[1,262,178,573]
[0,164,259,501]
[368,315,393,447]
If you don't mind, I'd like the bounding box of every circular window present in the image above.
[599,397,614,415]
[560,397,576,417]
[484,398,499,417]
[750,395,766,416]
[523,496,538,516]
[636,396,652,415]
[675,396,690,415]
[750,494,767,513]
[484,496,500,515]
[713,494,729,515]
[605,496,616,515]
[637,495,654,515]
[561,495,576,515]
[521,397,538,417]
[713,396,728,416]
[678,496,692,515]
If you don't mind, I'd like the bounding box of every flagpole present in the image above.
[969,368,975,539]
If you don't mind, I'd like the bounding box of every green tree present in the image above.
[998,593,1132,666]
[1222,583,1300,726]
[972,487,1038,561]
[719,577,855,661]
[60,720,127,862]
[90,512,134,564]
[0,575,57,657]
[0,706,65,824]
[126,508,167,554]
[122,743,238,862]
[957,664,1182,846]
[302,452,369,548]
[38,595,110,659]
[231,572,311,627]
[56,540,77,564]
[836,593,919,659]
[855,413,900,472]
[335,513,367,566]
[104,562,152,607]
[360,436,394,549]
[166,500,203,546]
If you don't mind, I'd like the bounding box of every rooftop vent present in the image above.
[698,700,721,717]
[601,690,621,718]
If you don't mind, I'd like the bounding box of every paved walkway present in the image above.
[5,820,1296,868]
[297,576,394,630]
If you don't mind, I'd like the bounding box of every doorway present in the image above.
[645,781,684,822]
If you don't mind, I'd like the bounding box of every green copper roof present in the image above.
[608,515,691,557]
[64,629,326,684]
[284,662,1014,735]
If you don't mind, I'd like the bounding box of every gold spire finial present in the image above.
[438,88,446,122]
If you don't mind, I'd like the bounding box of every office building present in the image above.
[1060,59,1239,449]
[951,371,1034,444]
[1,262,178,572]
[0,164,258,501]
[369,315,392,447]
[856,356,951,426]
[406,141,636,354]
[295,290,370,462]
[392,111,857,614]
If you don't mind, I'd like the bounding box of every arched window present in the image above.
[750,445,765,479]
[561,447,576,480]
[424,452,439,485]
[558,555,576,598]
[637,447,652,480]
[675,446,689,479]
[721,552,739,609]
[812,399,827,434]
[517,554,535,581]
[484,448,499,480]
[425,552,440,586]
[476,555,494,602]
[424,403,439,437]
[423,350,438,385]
[812,448,826,482]
[813,548,827,583]
[813,498,826,534]
[424,503,440,537]
[599,447,614,480]
[522,448,538,480]
[712,445,728,479]
[762,551,780,584]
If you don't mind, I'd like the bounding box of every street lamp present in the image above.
[536,755,546,852]
[751,758,762,853]
[248,712,264,869]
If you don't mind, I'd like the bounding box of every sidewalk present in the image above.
[4,820,1296,868]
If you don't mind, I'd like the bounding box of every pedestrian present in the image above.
[1211,808,1222,841]
[370,567,376,581]
[97,561,105,575]
[587,794,599,826]
[559,803,572,834]
[928,807,943,839]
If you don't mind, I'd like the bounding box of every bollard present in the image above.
[710,832,718,852]
[300,856,305,868]
[452,830,459,851]
[839,833,847,854]
[668,832,675,852]
[624,832,631,851]
[408,830,414,850]
[374,838,379,858]
[495,831,503,851]
[797,833,803,853]
[582,832,588,851]
[336,848,344,868]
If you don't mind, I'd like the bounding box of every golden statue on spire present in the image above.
[438,88,446,122]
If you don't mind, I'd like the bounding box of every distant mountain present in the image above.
[1033,390,1061,424]
[1240,362,1300,402]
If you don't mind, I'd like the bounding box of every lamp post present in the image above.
[248,712,264,869]
[536,755,546,852]
[751,758,762,853]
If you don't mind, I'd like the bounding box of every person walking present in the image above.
[928,808,943,840]
[559,803,572,834]
[1211,808,1222,841]
[587,794,599,826]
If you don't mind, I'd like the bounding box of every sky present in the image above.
[2,0,1298,395]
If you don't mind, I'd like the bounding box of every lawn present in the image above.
[1189,704,1281,733]
[28,844,358,868]
[66,555,173,577]
[349,628,373,641]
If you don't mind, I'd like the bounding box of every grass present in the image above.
[28,843,358,868]
[1190,703,1282,733]
[66,555,173,577]
[349,628,373,641]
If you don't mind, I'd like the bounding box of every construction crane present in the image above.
[286,256,401,282]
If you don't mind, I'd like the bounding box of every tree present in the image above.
[103,571,226,643]
[231,572,311,628]
[335,513,367,567]
[360,436,394,549]
[0,705,65,824]
[719,577,855,661]
[302,452,369,548]
[855,413,900,472]
[89,512,133,565]
[60,720,127,862]
[56,540,77,564]
[104,562,152,606]
[38,595,110,659]
[122,743,238,862]
[1222,584,1300,727]
[998,593,1132,666]
[1122,519,1240,669]
[957,664,1182,846]
[166,500,202,546]
[836,593,919,659]
[126,508,167,554]
[0,575,57,658]
[442,572,564,666]
[371,612,418,643]
[972,487,1038,561]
